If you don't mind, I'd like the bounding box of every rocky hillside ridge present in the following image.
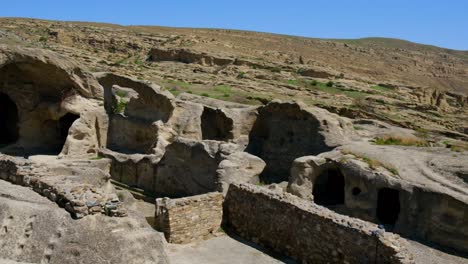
[0,17,466,139]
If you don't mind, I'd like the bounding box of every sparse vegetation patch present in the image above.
[373,135,429,147]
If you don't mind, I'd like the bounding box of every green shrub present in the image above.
[269,67,282,73]
[134,58,144,65]
[114,99,128,113]
[90,154,104,160]
[237,72,246,78]
[326,81,334,87]
[373,135,429,147]
[342,150,399,175]
[310,80,318,86]
[214,85,232,94]
[115,90,128,97]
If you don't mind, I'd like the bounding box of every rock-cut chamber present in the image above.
[0,92,19,146]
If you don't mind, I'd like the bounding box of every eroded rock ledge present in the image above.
[0,155,126,219]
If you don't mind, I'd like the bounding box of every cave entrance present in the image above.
[376,188,400,226]
[246,103,332,183]
[312,168,345,206]
[58,113,80,147]
[0,93,19,146]
[201,107,233,141]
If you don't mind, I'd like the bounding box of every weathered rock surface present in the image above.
[0,180,168,264]
[0,45,105,156]
[287,142,468,253]
[246,100,353,182]
[148,47,234,66]
[0,30,466,263]
[216,151,266,193]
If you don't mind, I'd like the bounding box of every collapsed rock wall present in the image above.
[155,192,223,244]
[0,179,168,264]
[224,183,414,264]
[0,155,125,219]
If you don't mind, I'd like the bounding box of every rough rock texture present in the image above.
[98,73,175,154]
[0,33,467,263]
[155,192,223,244]
[287,143,468,253]
[0,154,126,218]
[216,151,266,193]
[148,47,234,66]
[246,100,353,182]
[0,180,168,264]
[176,93,258,145]
[0,46,106,156]
[155,139,228,197]
[224,183,414,264]
[1,18,466,139]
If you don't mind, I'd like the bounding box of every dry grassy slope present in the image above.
[130,26,468,94]
[1,18,467,93]
[0,17,467,139]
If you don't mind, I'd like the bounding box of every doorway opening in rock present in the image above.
[376,188,400,226]
[58,113,80,147]
[312,168,345,206]
[0,93,19,146]
[201,107,233,141]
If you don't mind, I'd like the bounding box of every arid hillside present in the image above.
[0,17,467,139]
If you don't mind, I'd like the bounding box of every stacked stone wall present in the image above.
[155,192,223,244]
[224,184,414,264]
[0,155,126,218]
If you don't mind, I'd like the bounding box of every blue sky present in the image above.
[1,0,467,50]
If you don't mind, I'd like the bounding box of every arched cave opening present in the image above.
[312,168,345,206]
[376,188,400,226]
[58,113,80,144]
[246,103,331,183]
[0,93,19,146]
[0,61,81,155]
[201,107,233,141]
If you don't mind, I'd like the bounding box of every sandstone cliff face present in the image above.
[0,46,105,156]
[246,101,353,182]
[287,141,468,253]
[148,47,234,66]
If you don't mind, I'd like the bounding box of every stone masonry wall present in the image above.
[155,192,223,244]
[0,155,126,219]
[224,184,414,264]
